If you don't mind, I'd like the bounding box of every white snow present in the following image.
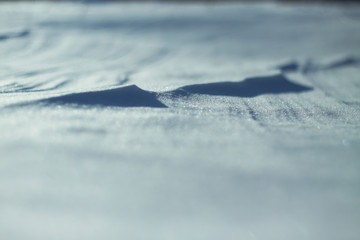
[0,2,360,240]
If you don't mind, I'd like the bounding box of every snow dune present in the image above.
[14,73,311,108]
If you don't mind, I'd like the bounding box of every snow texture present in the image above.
[0,2,360,240]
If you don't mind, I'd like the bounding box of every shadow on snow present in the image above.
[164,74,312,98]
[11,74,312,109]
[42,85,167,108]
[0,30,30,41]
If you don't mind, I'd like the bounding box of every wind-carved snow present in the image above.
[12,74,311,108]
[0,2,360,240]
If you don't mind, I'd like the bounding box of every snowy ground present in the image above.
[0,2,360,240]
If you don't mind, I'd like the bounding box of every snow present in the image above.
[0,2,360,240]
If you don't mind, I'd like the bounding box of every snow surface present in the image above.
[0,2,360,240]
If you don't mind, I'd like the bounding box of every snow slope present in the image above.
[0,2,360,240]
